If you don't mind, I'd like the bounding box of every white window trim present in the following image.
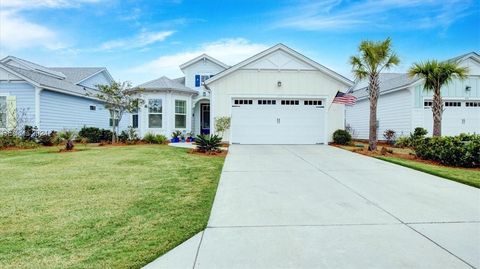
[174,99,187,129]
[148,98,163,129]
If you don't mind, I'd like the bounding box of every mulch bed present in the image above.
[188,149,228,157]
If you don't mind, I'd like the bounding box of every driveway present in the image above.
[146,145,480,269]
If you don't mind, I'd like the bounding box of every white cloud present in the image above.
[126,38,269,83]
[0,10,65,51]
[275,0,475,31]
[98,31,175,51]
[1,0,101,10]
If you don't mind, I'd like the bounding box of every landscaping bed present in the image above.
[335,142,480,188]
[0,145,225,268]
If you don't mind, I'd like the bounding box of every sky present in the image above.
[0,0,479,85]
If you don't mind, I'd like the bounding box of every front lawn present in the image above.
[376,156,480,188]
[0,145,225,268]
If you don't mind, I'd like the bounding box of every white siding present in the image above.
[209,69,349,142]
[182,59,226,91]
[346,89,413,139]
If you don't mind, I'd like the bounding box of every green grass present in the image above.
[0,145,225,268]
[376,156,480,188]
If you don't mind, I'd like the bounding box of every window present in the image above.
[0,96,6,128]
[257,99,276,105]
[132,114,138,128]
[148,99,162,128]
[233,99,253,105]
[424,101,433,107]
[304,100,323,106]
[281,100,299,105]
[175,100,187,128]
[201,75,210,83]
[445,101,461,107]
[466,101,480,107]
[109,110,120,127]
[89,105,96,111]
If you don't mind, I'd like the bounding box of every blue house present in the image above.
[0,56,129,133]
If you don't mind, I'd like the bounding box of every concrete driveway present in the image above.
[146,145,480,269]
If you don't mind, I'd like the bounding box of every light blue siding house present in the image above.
[346,52,480,139]
[0,56,130,133]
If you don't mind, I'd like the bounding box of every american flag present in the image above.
[333,91,357,105]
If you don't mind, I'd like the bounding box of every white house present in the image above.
[134,43,353,144]
[346,52,480,139]
[0,56,130,133]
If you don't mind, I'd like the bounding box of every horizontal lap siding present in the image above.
[40,90,130,132]
[346,89,412,139]
[0,83,35,126]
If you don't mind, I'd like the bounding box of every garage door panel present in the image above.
[423,101,480,136]
[231,99,325,144]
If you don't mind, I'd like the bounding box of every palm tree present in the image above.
[350,37,400,151]
[408,60,468,137]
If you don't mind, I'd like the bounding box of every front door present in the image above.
[200,103,210,135]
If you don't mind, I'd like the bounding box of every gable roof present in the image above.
[179,54,230,70]
[1,56,66,79]
[136,76,197,94]
[350,73,420,99]
[0,56,114,99]
[205,43,353,86]
[0,62,94,97]
[447,51,480,63]
[50,67,113,86]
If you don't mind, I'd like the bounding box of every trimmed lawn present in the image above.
[376,156,480,188]
[0,145,225,268]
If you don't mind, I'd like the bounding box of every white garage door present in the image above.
[423,100,480,136]
[231,98,325,144]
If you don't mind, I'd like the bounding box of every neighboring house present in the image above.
[134,43,353,144]
[0,56,129,133]
[346,52,480,139]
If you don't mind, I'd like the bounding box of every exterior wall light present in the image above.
[277,81,282,87]
[465,86,471,91]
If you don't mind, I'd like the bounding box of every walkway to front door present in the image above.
[146,145,480,269]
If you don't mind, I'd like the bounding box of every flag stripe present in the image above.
[333,91,357,105]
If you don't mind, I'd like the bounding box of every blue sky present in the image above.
[1,0,479,84]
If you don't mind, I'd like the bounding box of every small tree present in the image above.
[88,82,143,143]
[215,116,231,138]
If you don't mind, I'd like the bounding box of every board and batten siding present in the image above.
[40,89,130,132]
[413,77,480,108]
[208,69,348,142]
[0,82,36,127]
[346,89,413,139]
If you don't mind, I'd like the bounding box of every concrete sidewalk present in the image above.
[145,145,480,269]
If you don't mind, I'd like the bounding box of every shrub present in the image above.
[394,136,410,148]
[333,129,352,145]
[143,133,167,144]
[195,134,222,153]
[23,125,38,141]
[78,127,112,143]
[383,129,396,145]
[58,130,77,151]
[38,131,58,146]
[0,132,38,149]
[215,117,231,138]
[394,127,428,148]
[414,134,480,167]
[413,127,428,137]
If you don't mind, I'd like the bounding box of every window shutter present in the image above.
[195,75,200,87]
[6,96,16,129]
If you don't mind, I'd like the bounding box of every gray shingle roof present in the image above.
[350,73,419,99]
[1,63,91,96]
[2,56,66,79]
[49,67,104,84]
[136,76,197,94]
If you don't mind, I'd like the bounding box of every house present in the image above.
[134,43,353,144]
[346,52,480,139]
[0,56,129,133]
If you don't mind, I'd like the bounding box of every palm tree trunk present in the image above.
[432,87,443,137]
[368,73,379,151]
